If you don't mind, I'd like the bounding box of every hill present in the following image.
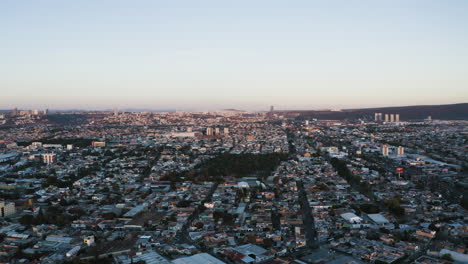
[276,103,468,121]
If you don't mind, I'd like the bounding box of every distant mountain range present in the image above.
[276,103,468,120]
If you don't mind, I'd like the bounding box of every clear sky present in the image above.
[1,0,467,111]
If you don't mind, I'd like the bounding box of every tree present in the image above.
[263,238,275,248]
[177,200,192,208]
[384,197,405,216]
[19,215,34,225]
[102,212,116,220]
[360,203,380,214]
[441,253,453,261]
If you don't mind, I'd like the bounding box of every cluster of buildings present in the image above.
[374,113,400,123]
[0,110,465,263]
[381,144,405,157]
[0,108,49,126]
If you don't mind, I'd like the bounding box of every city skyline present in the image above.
[2,102,468,113]
[1,1,468,110]
[0,2,467,262]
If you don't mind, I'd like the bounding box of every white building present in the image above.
[0,202,15,217]
[340,212,363,224]
[172,253,225,264]
[31,142,43,149]
[374,113,382,121]
[168,132,196,138]
[367,214,390,225]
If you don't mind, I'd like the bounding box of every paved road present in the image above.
[296,180,318,248]
[174,182,219,247]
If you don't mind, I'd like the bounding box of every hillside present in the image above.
[277,103,468,121]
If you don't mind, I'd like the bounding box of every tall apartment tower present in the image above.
[206,127,214,136]
[374,113,383,121]
[0,202,16,217]
[215,127,220,135]
[223,127,229,135]
[397,146,405,156]
[384,114,389,122]
[395,114,400,122]
[382,144,389,156]
[42,153,56,164]
[113,108,119,116]
[11,108,18,117]
[270,105,274,112]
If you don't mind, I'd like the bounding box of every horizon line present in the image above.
[0,101,466,113]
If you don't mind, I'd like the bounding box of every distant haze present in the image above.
[1,1,468,111]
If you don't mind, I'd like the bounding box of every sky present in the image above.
[1,0,468,111]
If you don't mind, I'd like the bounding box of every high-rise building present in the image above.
[44,109,49,115]
[223,127,229,135]
[270,105,274,112]
[305,120,310,126]
[390,114,395,122]
[374,113,383,121]
[206,127,213,136]
[397,146,405,156]
[11,108,18,117]
[0,202,16,217]
[382,144,389,156]
[42,153,56,164]
[114,108,119,116]
[395,114,400,122]
[215,127,220,135]
[384,114,389,122]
